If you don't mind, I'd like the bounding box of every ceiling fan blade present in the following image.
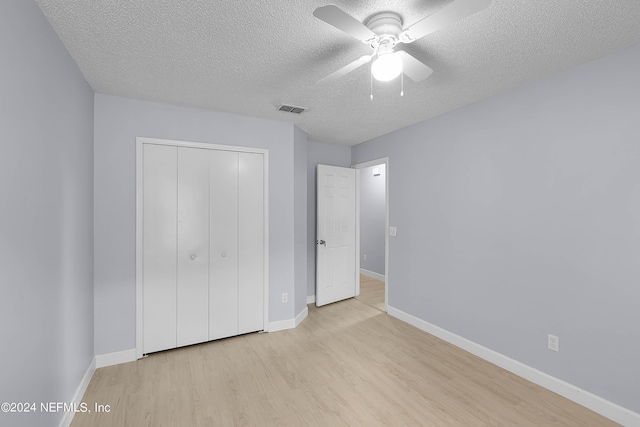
[400,0,491,43]
[396,51,433,82]
[313,5,377,42]
[316,55,373,85]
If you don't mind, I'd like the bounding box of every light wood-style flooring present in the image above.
[356,273,385,312]
[72,299,618,426]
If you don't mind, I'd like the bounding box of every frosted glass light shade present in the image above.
[371,52,403,81]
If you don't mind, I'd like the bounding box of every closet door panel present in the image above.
[143,144,178,353]
[176,147,210,347]
[238,152,264,334]
[209,150,239,340]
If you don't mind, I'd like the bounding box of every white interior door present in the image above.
[316,164,358,307]
[176,147,210,347]
[143,144,178,353]
[209,150,239,341]
[238,152,265,334]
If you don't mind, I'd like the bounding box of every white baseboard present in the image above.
[360,268,385,282]
[386,306,640,427]
[59,357,96,427]
[95,348,137,368]
[269,306,309,332]
[295,306,308,327]
[268,318,295,332]
[307,295,316,304]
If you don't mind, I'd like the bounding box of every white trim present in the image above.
[59,357,96,427]
[384,160,388,313]
[387,306,640,427]
[136,136,269,154]
[95,349,137,368]
[268,307,308,332]
[295,306,308,327]
[360,268,385,282]
[355,169,361,297]
[268,318,295,332]
[136,139,143,359]
[263,150,270,332]
[135,137,270,356]
[352,157,389,313]
[307,295,316,304]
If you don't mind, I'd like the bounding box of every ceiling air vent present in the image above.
[278,104,308,114]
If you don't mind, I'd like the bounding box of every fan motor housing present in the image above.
[365,12,403,37]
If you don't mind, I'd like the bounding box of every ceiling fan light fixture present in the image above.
[371,52,402,82]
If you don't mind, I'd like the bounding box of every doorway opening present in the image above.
[353,158,388,312]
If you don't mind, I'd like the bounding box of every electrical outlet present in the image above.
[548,334,559,352]
[282,292,288,303]
[363,254,367,261]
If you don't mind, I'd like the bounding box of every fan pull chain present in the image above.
[401,72,404,97]
[370,67,374,101]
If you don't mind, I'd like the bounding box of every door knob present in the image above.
[317,240,326,246]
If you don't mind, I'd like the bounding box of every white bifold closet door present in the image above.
[209,150,239,341]
[143,144,178,354]
[177,148,210,347]
[142,144,264,355]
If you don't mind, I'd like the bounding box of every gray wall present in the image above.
[94,94,297,355]
[306,141,351,298]
[294,126,308,314]
[360,164,386,276]
[0,1,95,426]
[352,43,640,413]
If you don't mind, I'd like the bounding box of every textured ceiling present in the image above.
[36,0,640,146]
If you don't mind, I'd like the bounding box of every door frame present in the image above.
[352,157,389,313]
[135,136,270,359]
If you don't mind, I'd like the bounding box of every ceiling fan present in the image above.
[313,0,491,85]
